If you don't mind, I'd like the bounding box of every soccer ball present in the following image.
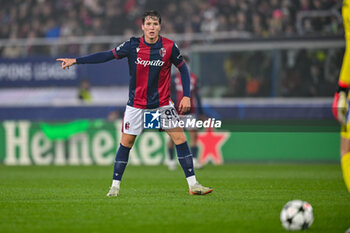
[280,200,314,231]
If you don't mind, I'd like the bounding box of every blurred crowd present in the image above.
[0,0,344,98]
[221,48,342,97]
[279,48,342,97]
[222,51,272,97]
[0,0,343,40]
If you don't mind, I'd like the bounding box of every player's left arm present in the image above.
[170,43,191,114]
[177,64,191,114]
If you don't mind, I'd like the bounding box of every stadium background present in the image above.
[0,0,343,165]
[2,1,350,233]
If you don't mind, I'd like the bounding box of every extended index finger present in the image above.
[56,58,65,61]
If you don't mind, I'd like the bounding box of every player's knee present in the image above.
[172,133,187,145]
[120,134,136,148]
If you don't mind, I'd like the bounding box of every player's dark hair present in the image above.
[142,10,161,24]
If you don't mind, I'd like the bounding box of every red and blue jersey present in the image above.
[112,36,185,109]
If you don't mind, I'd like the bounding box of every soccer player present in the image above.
[332,0,350,193]
[167,55,204,170]
[57,10,212,196]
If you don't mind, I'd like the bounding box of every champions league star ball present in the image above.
[280,200,314,231]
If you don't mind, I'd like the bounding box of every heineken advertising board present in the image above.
[0,120,340,165]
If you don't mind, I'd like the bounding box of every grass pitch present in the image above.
[0,164,349,233]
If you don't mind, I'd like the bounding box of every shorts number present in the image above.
[165,108,179,120]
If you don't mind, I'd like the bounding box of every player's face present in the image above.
[142,16,161,43]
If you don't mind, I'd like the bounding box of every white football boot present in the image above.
[189,182,213,195]
[106,186,120,197]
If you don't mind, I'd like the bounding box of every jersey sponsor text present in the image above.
[135,57,164,67]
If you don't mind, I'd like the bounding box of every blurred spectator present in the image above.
[251,12,266,37]
[236,11,249,32]
[2,33,22,58]
[78,79,92,102]
[268,9,284,36]
[200,5,219,34]
[217,15,229,32]
[45,19,60,39]
[107,108,121,122]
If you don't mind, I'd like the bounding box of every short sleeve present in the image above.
[170,43,185,68]
[113,40,131,59]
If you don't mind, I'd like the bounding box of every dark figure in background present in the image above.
[78,79,92,102]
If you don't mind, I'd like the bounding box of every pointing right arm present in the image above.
[56,50,115,70]
[57,40,131,70]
